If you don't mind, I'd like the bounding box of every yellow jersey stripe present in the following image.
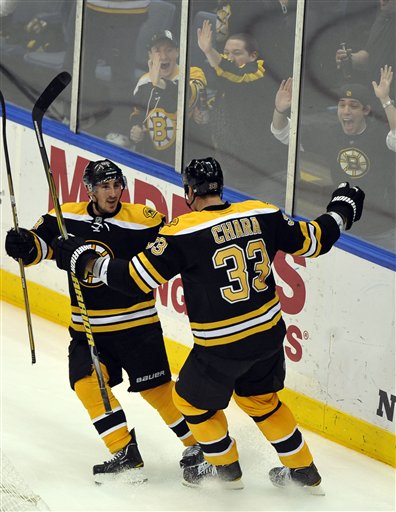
[192,302,281,340]
[70,298,156,316]
[190,295,280,330]
[129,260,152,293]
[193,311,283,347]
[138,253,167,285]
[71,315,160,333]
[311,221,322,256]
[293,222,311,256]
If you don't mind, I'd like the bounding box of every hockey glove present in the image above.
[53,235,98,281]
[326,182,365,230]
[5,228,37,265]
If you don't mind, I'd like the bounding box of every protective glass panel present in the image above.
[293,0,395,251]
[78,0,181,169]
[183,0,296,208]
[0,0,74,120]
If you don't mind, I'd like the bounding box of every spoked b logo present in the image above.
[81,241,113,287]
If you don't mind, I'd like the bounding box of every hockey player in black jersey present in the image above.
[53,157,365,492]
[5,159,201,484]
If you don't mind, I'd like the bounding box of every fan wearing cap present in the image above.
[4,158,202,483]
[271,67,395,249]
[129,30,210,166]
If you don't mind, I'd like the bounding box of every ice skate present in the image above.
[93,429,147,485]
[183,459,244,489]
[269,463,325,495]
[180,444,204,468]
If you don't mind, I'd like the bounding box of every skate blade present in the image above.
[94,468,148,485]
[270,480,325,496]
[221,478,244,490]
[181,477,244,490]
[305,483,325,496]
[182,479,200,488]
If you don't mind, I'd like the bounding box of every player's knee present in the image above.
[234,392,280,419]
[74,363,110,408]
[140,381,174,410]
[172,387,215,424]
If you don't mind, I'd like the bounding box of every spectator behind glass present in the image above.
[271,68,396,250]
[300,0,377,114]
[129,30,210,167]
[335,0,396,104]
[197,20,288,205]
[78,0,151,140]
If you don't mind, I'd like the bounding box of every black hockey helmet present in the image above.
[83,159,127,193]
[182,157,223,197]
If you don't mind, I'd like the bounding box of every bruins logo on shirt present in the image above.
[338,147,370,178]
[81,241,113,287]
[147,108,177,151]
[164,218,179,227]
[143,206,158,218]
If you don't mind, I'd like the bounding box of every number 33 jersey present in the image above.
[106,200,340,352]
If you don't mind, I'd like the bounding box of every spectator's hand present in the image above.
[130,125,145,143]
[372,65,393,102]
[326,182,365,230]
[335,47,351,69]
[275,78,292,113]
[148,51,162,86]
[197,19,213,55]
[53,235,97,280]
[192,107,210,125]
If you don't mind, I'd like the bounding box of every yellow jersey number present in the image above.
[212,239,270,303]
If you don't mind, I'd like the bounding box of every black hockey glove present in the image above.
[53,235,98,281]
[5,228,37,265]
[326,182,365,230]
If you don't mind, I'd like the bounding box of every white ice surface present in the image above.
[1,301,395,512]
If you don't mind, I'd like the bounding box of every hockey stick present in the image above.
[0,90,36,364]
[32,72,112,414]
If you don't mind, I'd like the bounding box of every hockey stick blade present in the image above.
[32,71,71,126]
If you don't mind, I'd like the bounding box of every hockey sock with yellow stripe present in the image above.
[140,381,196,446]
[234,392,313,468]
[74,363,131,454]
[173,388,239,466]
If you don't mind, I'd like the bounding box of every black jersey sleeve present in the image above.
[106,232,183,296]
[28,212,61,263]
[274,210,341,257]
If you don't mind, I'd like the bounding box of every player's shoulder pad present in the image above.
[238,199,280,213]
[118,203,165,227]
[159,210,198,235]
[50,202,89,216]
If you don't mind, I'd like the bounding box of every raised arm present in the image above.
[372,65,396,133]
[197,20,221,68]
[270,78,292,145]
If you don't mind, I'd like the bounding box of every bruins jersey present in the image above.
[215,55,265,83]
[130,66,207,164]
[106,200,340,353]
[28,201,165,340]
